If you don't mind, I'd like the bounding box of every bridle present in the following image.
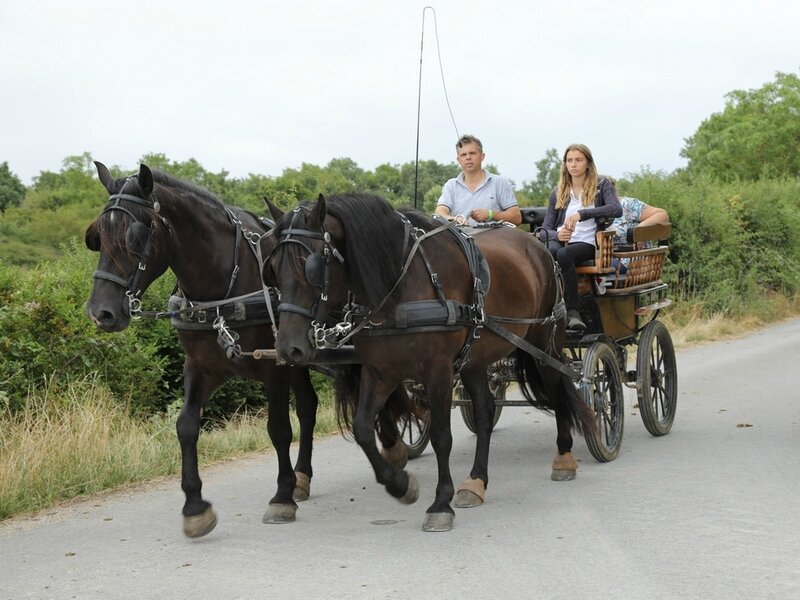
[267,207,344,328]
[92,176,171,317]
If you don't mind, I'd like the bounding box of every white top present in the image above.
[563,191,596,246]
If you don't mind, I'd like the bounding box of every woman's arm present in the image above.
[639,205,669,226]
[538,190,561,241]
[578,178,622,222]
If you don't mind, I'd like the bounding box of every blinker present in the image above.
[304,253,326,288]
[126,221,150,257]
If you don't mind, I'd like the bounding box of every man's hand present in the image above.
[470,208,490,222]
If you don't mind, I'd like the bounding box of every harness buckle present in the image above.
[126,292,143,319]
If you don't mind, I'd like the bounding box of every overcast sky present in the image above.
[1,0,798,188]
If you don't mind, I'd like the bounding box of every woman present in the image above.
[539,144,622,331]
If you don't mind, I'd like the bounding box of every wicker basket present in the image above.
[611,246,668,289]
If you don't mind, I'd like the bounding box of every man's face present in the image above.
[456,142,484,174]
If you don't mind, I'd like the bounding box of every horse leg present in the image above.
[263,368,299,523]
[351,371,419,505]
[453,368,493,508]
[177,361,221,538]
[551,371,579,481]
[420,373,457,532]
[288,367,318,501]
[376,387,409,470]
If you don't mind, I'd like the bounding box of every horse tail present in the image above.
[332,366,420,436]
[333,364,360,434]
[513,348,595,436]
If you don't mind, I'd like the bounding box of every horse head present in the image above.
[262,194,347,365]
[85,162,173,332]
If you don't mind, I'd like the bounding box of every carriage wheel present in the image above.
[636,320,677,436]
[457,380,504,434]
[396,386,431,459]
[582,341,625,462]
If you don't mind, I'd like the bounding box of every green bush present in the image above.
[0,238,332,420]
[622,172,800,313]
[0,244,169,412]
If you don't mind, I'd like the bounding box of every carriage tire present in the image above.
[397,388,431,459]
[582,341,625,462]
[636,320,678,436]
[457,380,505,434]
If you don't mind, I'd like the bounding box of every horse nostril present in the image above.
[287,346,309,365]
[89,307,117,330]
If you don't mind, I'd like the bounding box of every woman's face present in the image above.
[565,149,589,178]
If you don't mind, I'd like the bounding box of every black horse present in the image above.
[263,194,595,532]
[85,162,320,537]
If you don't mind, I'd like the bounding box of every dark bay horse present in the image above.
[85,162,320,537]
[263,193,594,532]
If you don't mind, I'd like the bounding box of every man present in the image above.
[435,134,522,226]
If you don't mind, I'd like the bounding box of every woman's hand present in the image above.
[557,227,572,242]
[564,212,581,230]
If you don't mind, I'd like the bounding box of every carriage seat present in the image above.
[575,222,672,277]
[520,206,547,228]
[518,207,672,286]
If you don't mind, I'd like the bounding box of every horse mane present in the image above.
[150,170,225,208]
[88,169,232,269]
[322,194,451,311]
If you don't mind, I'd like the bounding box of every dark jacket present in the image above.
[538,177,622,243]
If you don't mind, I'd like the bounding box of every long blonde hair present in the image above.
[556,143,598,209]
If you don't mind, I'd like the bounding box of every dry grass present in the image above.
[662,294,800,349]
[0,376,338,520]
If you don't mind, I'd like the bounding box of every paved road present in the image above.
[2,319,799,600]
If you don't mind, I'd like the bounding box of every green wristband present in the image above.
[488,209,493,220]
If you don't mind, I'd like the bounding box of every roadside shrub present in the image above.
[0,243,168,413]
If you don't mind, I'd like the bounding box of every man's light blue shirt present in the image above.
[437,170,517,226]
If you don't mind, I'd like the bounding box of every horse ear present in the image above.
[94,161,116,194]
[263,197,284,222]
[138,164,154,197]
[309,194,327,229]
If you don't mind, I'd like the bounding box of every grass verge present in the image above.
[0,375,338,520]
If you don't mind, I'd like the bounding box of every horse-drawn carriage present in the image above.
[86,163,676,534]
[401,206,677,463]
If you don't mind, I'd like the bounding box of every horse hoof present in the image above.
[422,512,454,532]
[183,506,218,538]
[454,477,485,508]
[551,469,577,481]
[381,441,409,470]
[454,490,483,508]
[262,503,297,524]
[551,451,577,481]
[293,471,311,502]
[398,472,419,505]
